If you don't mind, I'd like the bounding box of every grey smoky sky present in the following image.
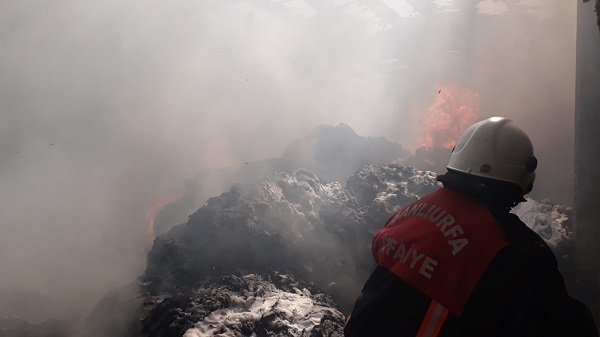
[0,0,576,327]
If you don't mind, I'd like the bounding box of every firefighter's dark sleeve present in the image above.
[344,266,432,337]
[460,214,599,337]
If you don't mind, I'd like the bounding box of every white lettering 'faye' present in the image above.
[382,236,438,279]
[391,203,469,256]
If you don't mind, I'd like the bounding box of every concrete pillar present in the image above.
[575,0,600,325]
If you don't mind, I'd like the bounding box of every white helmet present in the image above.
[447,117,537,195]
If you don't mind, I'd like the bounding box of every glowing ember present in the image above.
[144,191,184,250]
[420,83,479,149]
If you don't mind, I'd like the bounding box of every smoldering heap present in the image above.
[83,124,575,337]
[86,164,442,337]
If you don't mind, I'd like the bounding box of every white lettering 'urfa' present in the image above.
[394,203,469,255]
[382,236,438,279]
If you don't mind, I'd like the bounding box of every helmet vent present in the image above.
[525,156,538,172]
[480,164,492,173]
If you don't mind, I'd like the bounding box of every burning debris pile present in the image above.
[87,164,440,337]
[141,165,440,313]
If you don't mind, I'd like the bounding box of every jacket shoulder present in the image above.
[499,213,552,249]
[487,212,559,277]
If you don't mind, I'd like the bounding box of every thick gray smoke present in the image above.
[0,0,576,330]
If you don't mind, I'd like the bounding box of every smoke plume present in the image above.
[0,0,576,331]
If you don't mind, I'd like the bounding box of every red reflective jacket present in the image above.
[372,188,507,316]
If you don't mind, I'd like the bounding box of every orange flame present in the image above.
[144,191,184,251]
[420,83,479,149]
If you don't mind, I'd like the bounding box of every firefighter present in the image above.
[345,117,598,337]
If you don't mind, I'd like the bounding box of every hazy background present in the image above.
[0,0,576,327]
